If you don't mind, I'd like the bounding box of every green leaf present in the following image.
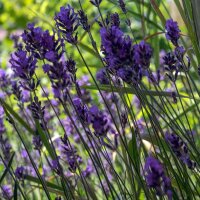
[0,99,34,135]
[25,175,63,192]
[14,181,18,200]
[128,133,140,174]
[83,85,192,99]
[35,120,55,159]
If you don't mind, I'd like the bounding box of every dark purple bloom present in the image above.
[43,58,75,100]
[12,81,23,103]
[0,69,10,89]
[51,158,62,175]
[88,106,110,137]
[100,26,134,70]
[110,13,120,27]
[133,40,153,69]
[10,50,36,79]
[55,5,79,44]
[66,58,77,80]
[73,98,89,123]
[163,52,178,82]
[83,164,93,177]
[22,23,63,61]
[9,50,39,90]
[118,0,127,14]
[2,139,12,161]
[15,166,25,180]
[144,156,172,199]
[165,132,196,170]
[165,19,181,46]
[29,96,45,120]
[78,10,90,31]
[1,185,12,199]
[117,67,134,83]
[33,135,43,150]
[61,140,82,172]
[96,68,109,84]
[10,34,22,49]
[174,46,185,61]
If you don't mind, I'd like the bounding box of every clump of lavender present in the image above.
[15,166,25,180]
[165,132,196,170]
[165,19,181,46]
[100,24,153,84]
[55,5,79,44]
[2,1,200,199]
[88,106,110,137]
[9,50,38,91]
[1,185,13,199]
[144,156,172,199]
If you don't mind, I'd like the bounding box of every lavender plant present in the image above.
[1,0,200,199]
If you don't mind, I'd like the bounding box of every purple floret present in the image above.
[165,19,181,46]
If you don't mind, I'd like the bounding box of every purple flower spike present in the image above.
[110,13,120,27]
[22,23,64,61]
[15,166,25,180]
[118,0,127,14]
[9,50,38,91]
[55,5,79,44]
[100,26,134,71]
[144,156,172,199]
[165,132,196,170]
[32,135,43,151]
[96,68,109,85]
[165,19,181,46]
[133,40,153,69]
[73,97,89,123]
[1,185,13,199]
[88,106,110,137]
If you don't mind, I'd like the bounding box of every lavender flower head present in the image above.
[22,23,64,62]
[144,156,172,199]
[96,68,109,85]
[55,5,79,44]
[1,185,12,199]
[9,50,38,90]
[133,40,153,69]
[73,97,89,123]
[118,0,127,14]
[165,19,181,46]
[88,106,110,137]
[32,135,43,151]
[110,13,120,27]
[165,132,196,170]
[100,26,134,70]
[15,166,25,180]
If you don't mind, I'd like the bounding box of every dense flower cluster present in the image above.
[144,156,172,199]
[9,50,39,91]
[1,185,13,199]
[55,5,79,44]
[88,106,110,137]
[100,25,152,84]
[165,132,196,170]
[22,23,64,61]
[165,19,181,46]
